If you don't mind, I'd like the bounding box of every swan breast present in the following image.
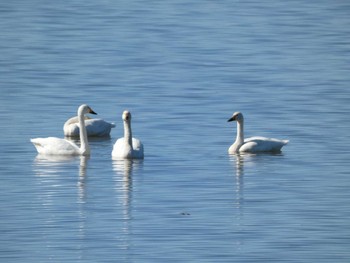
[112,138,144,159]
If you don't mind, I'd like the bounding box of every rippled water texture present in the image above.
[1,1,350,262]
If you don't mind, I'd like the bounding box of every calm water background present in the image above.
[1,1,350,262]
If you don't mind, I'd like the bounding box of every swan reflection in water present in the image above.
[112,159,143,216]
[32,154,89,256]
[229,152,260,251]
[77,156,89,201]
[229,152,285,224]
[33,154,83,176]
[33,154,89,200]
[112,158,143,253]
[229,152,283,208]
[229,153,246,214]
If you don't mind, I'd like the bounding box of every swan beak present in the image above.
[89,109,97,115]
[227,116,236,122]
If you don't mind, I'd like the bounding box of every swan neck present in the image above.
[78,111,90,155]
[235,119,244,145]
[124,120,133,148]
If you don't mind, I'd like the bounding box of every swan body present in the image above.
[112,111,144,159]
[228,112,288,153]
[64,116,115,137]
[31,104,97,156]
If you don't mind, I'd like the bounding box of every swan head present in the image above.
[227,112,243,122]
[78,104,97,116]
[122,110,131,122]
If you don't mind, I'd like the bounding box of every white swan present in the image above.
[112,110,144,159]
[31,104,97,156]
[63,115,115,137]
[227,112,289,153]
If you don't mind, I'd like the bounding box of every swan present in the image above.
[31,104,97,156]
[63,115,115,137]
[112,110,144,159]
[227,112,289,153]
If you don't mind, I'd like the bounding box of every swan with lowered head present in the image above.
[31,104,97,156]
[227,112,288,153]
[112,110,144,159]
[64,115,115,137]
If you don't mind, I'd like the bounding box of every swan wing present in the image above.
[132,138,143,151]
[85,119,114,137]
[63,117,80,136]
[64,117,114,137]
[132,138,144,159]
[240,137,288,153]
[31,137,80,155]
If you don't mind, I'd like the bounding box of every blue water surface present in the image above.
[1,1,350,262]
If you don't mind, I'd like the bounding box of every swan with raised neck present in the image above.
[112,110,144,159]
[31,104,97,156]
[227,111,288,153]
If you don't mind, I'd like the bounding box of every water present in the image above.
[1,1,350,262]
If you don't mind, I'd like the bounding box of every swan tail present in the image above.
[30,138,45,153]
[30,138,41,146]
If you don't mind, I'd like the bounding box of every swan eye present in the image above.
[233,114,241,120]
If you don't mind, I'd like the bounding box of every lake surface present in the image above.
[1,1,350,262]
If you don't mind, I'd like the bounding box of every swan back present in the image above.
[64,116,114,137]
[31,137,81,155]
[240,137,289,153]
